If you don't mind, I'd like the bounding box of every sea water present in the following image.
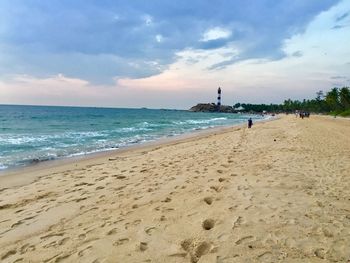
[0,105,265,171]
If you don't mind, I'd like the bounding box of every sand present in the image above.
[0,115,350,263]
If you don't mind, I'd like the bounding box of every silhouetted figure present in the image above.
[248,118,253,128]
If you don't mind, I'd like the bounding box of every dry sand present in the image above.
[0,115,350,263]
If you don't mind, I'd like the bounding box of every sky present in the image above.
[0,0,350,109]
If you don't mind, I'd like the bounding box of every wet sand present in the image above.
[0,115,350,262]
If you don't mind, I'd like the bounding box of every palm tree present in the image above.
[339,87,350,110]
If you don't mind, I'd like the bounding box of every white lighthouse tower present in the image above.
[217,87,221,111]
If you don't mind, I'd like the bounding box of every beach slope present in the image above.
[1,116,350,262]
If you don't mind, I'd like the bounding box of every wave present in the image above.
[116,127,153,133]
[192,126,214,130]
[208,117,228,121]
[0,107,266,171]
[173,117,228,125]
[0,131,106,144]
[0,127,153,146]
[0,136,47,145]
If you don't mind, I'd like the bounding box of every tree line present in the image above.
[234,87,350,117]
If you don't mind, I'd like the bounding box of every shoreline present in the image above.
[0,116,275,188]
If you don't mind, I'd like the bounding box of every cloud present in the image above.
[332,10,349,29]
[201,27,232,42]
[0,0,341,84]
[0,46,166,84]
[106,0,350,105]
[332,24,346,29]
[155,34,163,43]
[330,76,347,79]
[335,12,349,21]
[142,14,153,26]
[0,74,215,109]
[208,58,239,70]
[291,51,303,57]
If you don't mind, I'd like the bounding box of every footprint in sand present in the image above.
[40,232,65,240]
[1,249,17,260]
[258,251,273,261]
[203,197,213,205]
[139,242,148,251]
[232,216,244,229]
[114,175,126,179]
[78,233,86,240]
[145,226,156,235]
[106,228,117,235]
[78,245,93,257]
[162,197,172,203]
[133,219,141,225]
[202,219,215,230]
[113,238,130,247]
[218,233,231,241]
[54,253,71,262]
[210,185,222,192]
[181,239,213,263]
[235,235,254,245]
[20,244,36,254]
[58,237,70,246]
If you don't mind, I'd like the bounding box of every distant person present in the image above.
[248,118,253,128]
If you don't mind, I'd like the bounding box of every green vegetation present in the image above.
[234,87,350,116]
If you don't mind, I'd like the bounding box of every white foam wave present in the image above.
[0,136,46,144]
[0,131,107,145]
[208,117,227,121]
[173,117,228,125]
[123,128,151,133]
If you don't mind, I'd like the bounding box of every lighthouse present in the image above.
[217,87,221,111]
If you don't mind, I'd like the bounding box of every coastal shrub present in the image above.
[339,109,350,117]
[330,109,350,117]
[330,110,342,116]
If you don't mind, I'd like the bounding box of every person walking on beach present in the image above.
[248,118,253,128]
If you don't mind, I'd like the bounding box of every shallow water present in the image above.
[0,105,265,170]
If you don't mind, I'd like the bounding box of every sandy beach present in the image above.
[1,115,350,263]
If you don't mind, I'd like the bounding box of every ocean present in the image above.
[0,105,265,171]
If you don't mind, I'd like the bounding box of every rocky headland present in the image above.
[189,103,235,113]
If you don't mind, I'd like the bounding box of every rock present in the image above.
[189,103,235,113]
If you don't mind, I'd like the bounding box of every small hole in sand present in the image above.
[203,197,213,205]
[202,219,215,230]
